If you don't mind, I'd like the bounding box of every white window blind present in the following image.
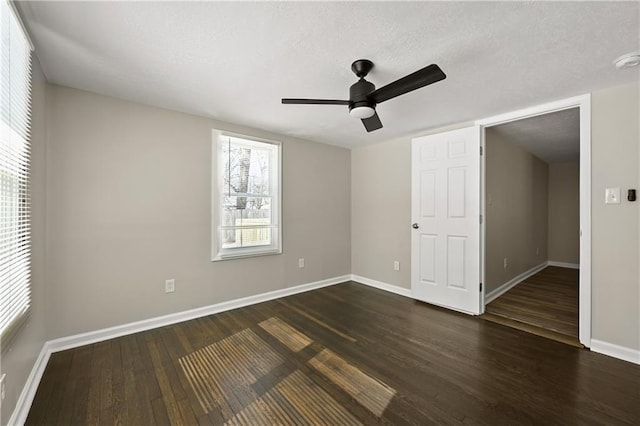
[212,130,281,260]
[0,0,33,348]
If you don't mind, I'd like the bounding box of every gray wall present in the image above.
[591,84,639,351]
[0,59,48,426]
[485,129,549,294]
[548,162,580,264]
[4,79,639,423]
[45,85,351,339]
[351,82,639,351]
[351,139,412,288]
[350,123,474,289]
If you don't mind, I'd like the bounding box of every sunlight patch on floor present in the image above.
[259,316,313,352]
[309,348,396,417]
[179,317,395,421]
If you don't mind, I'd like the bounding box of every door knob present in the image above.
[412,223,419,229]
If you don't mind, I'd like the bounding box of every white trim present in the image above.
[350,275,412,298]
[7,342,51,426]
[351,275,479,315]
[547,261,580,269]
[7,275,350,424]
[47,275,349,353]
[479,126,487,313]
[475,94,590,127]
[484,262,548,304]
[578,96,592,348]
[590,339,640,365]
[10,274,639,425]
[211,129,282,262]
[476,93,592,348]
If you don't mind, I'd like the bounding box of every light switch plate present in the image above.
[605,188,621,204]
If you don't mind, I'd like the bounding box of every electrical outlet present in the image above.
[393,261,400,271]
[298,258,305,268]
[165,279,175,293]
[605,187,621,204]
[1,373,6,400]
[503,258,508,269]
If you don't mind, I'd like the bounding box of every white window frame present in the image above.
[211,129,282,261]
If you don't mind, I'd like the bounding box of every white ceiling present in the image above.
[489,108,580,164]
[17,1,640,148]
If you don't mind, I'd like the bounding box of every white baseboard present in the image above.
[7,342,52,426]
[590,339,640,365]
[353,274,640,367]
[15,271,636,423]
[485,262,548,304]
[350,274,412,298]
[46,274,350,353]
[547,261,580,269]
[351,275,478,315]
[9,274,350,425]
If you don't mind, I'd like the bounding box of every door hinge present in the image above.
[480,146,483,156]
[480,214,483,224]
[480,283,483,292]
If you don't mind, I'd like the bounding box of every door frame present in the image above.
[475,94,591,348]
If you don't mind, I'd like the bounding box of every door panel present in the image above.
[411,126,481,314]
[420,234,437,283]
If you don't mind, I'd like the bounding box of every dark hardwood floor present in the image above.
[484,266,580,346]
[27,281,639,425]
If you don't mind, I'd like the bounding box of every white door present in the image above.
[411,126,481,314]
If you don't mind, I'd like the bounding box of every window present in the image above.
[212,130,281,260]
[0,0,33,347]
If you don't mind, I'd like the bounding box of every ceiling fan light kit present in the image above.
[349,105,375,119]
[282,59,446,132]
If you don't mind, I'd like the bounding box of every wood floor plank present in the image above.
[85,341,109,425]
[26,281,640,425]
[258,316,313,352]
[120,335,143,426]
[278,298,358,343]
[309,348,396,417]
[26,349,74,425]
[134,334,160,425]
[147,338,185,425]
[135,333,162,402]
[150,396,171,426]
[55,345,91,424]
[486,266,579,337]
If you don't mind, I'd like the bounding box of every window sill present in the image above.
[211,248,282,262]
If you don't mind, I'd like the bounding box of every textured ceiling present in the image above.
[17,1,640,148]
[489,108,580,164]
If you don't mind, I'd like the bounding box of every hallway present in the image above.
[483,266,580,346]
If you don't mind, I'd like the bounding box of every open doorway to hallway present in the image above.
[481,107,582,346]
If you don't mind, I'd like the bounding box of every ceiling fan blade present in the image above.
[282,98,350,105]
[371,64,446,104]
[362,111,383,132]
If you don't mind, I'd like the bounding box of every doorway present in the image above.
[409,94,591,347]
[481,108,581,345]
[477,95,591,347]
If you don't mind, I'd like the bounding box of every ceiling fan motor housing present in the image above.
[349,79,376,111]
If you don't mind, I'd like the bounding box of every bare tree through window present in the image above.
[219,136,276,250]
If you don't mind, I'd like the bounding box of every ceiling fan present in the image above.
[282,59,446,132]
